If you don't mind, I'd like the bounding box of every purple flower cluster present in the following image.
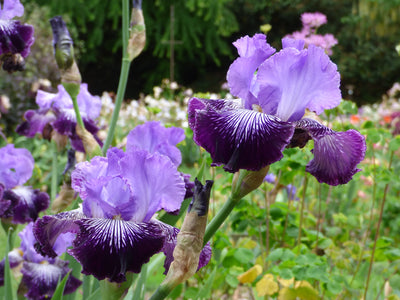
[0,223,81,300]
[0,0,34,72]
[33,122,210,282]
[16,83,102,152]
[189,34,366,186]
[286,12,338,55]
[0,144,49,224]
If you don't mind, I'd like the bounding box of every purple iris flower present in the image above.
[0,0,34,72]
[16,83,102,152]
[33,142,211,282]
[127,121,195,199]
[189,34,366,186]
[0,144,49,224]
[0,223,81,300]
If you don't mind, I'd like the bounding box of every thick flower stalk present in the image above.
[33,125,211,289]
[16,83,102,153]
[0,144,49,225]
[0,0,34,72]
[0,222,81,300]
[189,34,366,187]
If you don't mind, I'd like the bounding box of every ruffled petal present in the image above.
[69,218,164,282]
[189,97,295,173]
[296,118,366,185]
[21,260,81,300]
[76,83,102,120]
[255,43,341,121]
[16,109,56,138]
[119,150,185,222]
[0,0,24,19]
[33,209,83,258]
[126,121,185,166]
[227,34,276,109]
[0,144,34,189]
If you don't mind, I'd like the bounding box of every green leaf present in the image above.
[233,248,254,264]
[4,228,16,300]
[268,248,284,262]
[225,274,239,288]
[194,267,217,299]
[86,288,101,300]
[51,271,70,300]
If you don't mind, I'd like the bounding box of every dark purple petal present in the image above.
[0,20,34,58]
[182,173,194,199]
[296,118,366,185]
[19,222,47,263]
[255,44,341,122]
[33,210,83,258]
[16,109,56,138]
[153,220,212,274]
[126,121,185,166]
[189,97,295,173]
[7,186,50,224]
[69,218,164,282]
[21,260,81,300]
[0,144,34,189]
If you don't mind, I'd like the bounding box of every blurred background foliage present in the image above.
[2,0,400,124]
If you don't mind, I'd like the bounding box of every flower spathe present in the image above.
[0,0,34,72]
[34,137,211,282]
[189,34,366,186]
[16,83,102,152]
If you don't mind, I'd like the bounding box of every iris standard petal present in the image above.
[0,0,24,19]
[33,210,83,258]
[119,150,185,222]
[256,43,341,122]
[189,98,295,173]
[21,260,81,300]
[227,34,275,109]
[69,218,164,282]
[126,121,185,166]
[296,118,366,186]
[16,109,56,138]
[0,144,34,189]
[0,20,34,58]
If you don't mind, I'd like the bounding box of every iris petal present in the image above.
[227,34,276,109]
[189,98,295,173]
[69,218,164,282]
[255,44,341,122]
[33,210,83,258]
[296,118,366,185]
[21,260,81,300]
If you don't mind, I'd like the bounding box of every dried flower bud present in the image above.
[127,0,146,60]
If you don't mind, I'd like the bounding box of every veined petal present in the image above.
[69,218,164,282]
[227,34,275,109]
[0,20,34,58]
[21,260,81,300]
[255,44,341,121]
[189,98,295,172]
[296,118,366,185]
[33,209,83,258]
[3,186,49,224]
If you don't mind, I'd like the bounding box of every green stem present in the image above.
[363,150,394,299]
[99,274,134,300]
[102,0,132,154]
[149,284,174,300]
[71,93,85,129]
[297,173,308,253]
[51,141,58,202]
[203,195,241,246]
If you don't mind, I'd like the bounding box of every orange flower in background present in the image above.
[383,115,392,124]
[350,114,360,124]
